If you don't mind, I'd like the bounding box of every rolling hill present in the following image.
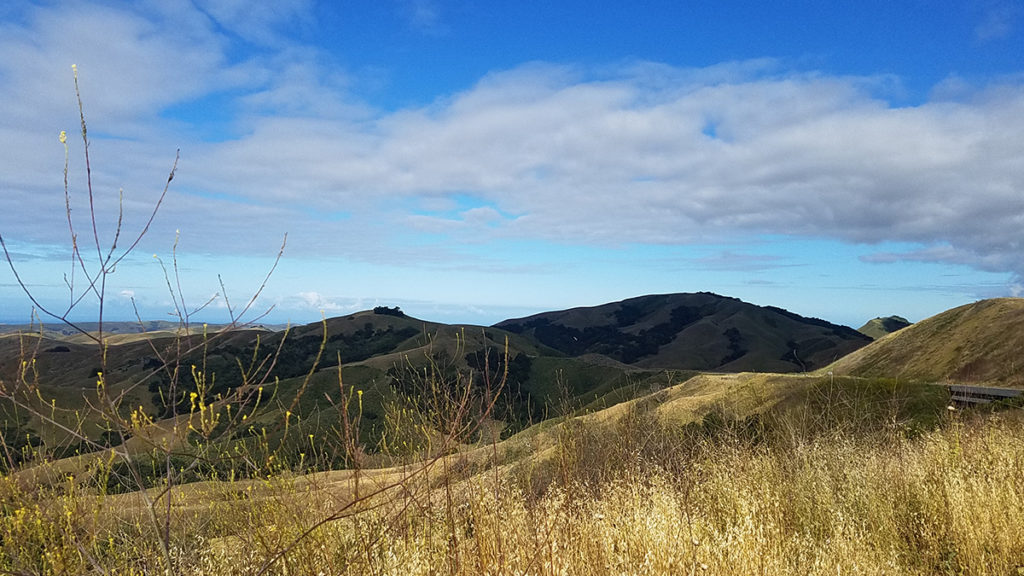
[858,315,912,339]
[830,298,1024,386]
[0,293,871,470]
[3,297,1015,575]
[7,293,1024,485]
[0,320,249,341]
[0,307,635,459]
[495,292,872,372]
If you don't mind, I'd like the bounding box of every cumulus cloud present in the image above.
[294,291,347,312]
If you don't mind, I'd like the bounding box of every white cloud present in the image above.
[294,291,346,312]
[0,2,251,133]
[2,1,1024,296]
[178,64,1024,282]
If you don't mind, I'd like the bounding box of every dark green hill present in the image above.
[0,307,591,455]
[858,316,912,339]
[494,292,871,372]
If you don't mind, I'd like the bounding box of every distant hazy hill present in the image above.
[858,316,912,339]
[0,320,287,343]
[831,298,1024,386]
[494,292,872,372]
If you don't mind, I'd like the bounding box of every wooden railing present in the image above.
[947,384,1023,406]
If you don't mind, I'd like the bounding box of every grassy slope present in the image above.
[12,403,1022,575]
[830,298,1024,386]
[64,366,954,521]
[0,328,270,447]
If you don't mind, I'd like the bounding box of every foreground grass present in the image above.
[3,404,1023,575]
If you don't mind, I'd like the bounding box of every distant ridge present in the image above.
[0,320,285,342]
[494,292,871,372]
[9,293,1012,478]
[858,315,912,339]
[831,298,1024,386]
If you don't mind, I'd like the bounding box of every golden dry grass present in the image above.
[830,298,1024,386]
[4,401,1024,575]
[186,410,1024,575]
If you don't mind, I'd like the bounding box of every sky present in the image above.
[1,0,1023,330]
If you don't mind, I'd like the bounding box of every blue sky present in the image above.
[1,0,1023,329]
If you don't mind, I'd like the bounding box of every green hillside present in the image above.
[858,315,911,339]
[830,298,1024,386]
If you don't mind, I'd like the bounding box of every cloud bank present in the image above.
[1,1,1023,296]
[178,63,1024,284]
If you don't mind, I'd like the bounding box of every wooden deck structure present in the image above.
[947,384,1024,406]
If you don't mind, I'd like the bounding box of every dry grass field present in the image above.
[2,364,1023,575]
[3,295,1021,574]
